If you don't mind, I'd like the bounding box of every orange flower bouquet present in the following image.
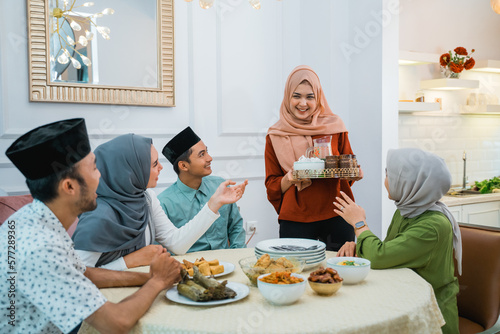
[439,47,475,78]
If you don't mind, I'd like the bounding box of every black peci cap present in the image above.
[162,126,201,164]
[6,118,91,180]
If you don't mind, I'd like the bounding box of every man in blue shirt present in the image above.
[158,127,247,252]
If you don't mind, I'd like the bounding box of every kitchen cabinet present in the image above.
[446,200,500,228]
[441,193,500,227]
[448,206,462,223]
[460,202,500,228]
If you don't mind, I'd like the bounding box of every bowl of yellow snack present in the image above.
[239,254,305,286]
[326,257,370,284]
[257,272,306,305]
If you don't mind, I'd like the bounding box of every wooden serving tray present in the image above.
[293,167,360,179]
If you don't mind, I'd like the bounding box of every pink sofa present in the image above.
[0,195,78,236]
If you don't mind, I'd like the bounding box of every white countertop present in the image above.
[441,192,500,207]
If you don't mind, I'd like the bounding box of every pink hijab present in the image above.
[268,65,347,178]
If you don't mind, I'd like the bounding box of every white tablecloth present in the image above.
[79,248,445,334]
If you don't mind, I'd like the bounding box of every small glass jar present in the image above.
[325,155,339,169]
[340,154,356,168]
[415,90,425,102]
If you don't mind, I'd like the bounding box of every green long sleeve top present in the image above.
[356,210,459,334]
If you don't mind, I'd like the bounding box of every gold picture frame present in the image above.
[26,0,175,107]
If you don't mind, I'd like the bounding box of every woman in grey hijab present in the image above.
[334,148,461,334]
[72,134,246,270]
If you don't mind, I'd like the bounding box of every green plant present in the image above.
[473,176,500,194]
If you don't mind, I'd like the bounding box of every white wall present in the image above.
[399,0,500,191]
[326,0,400,237]
[399,0,500,60]
[0,0,398,245]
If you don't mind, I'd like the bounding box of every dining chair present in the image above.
[0,194,34,225]
[0,194,78,236]
[454,223,500,334]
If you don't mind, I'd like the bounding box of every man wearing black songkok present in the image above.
[0,118,181,334]
[158,127,248,253]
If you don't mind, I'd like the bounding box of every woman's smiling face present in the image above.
[289,82,317,121]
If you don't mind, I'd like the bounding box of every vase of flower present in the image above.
[441,67,461,79]
[439,47,475,79]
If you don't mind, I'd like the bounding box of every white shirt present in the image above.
[76,189,220,270]
[0,200,106,334]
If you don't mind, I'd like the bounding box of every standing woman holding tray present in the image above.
[265,65,363,251]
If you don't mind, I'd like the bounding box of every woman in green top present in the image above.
[334,148,462,334]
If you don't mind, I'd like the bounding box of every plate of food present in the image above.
[180,258,235,278]
[166,267,249,306]
[166,282,249,306]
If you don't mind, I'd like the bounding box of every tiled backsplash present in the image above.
[399,114,500,187]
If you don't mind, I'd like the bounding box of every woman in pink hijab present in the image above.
[265,65,363,251]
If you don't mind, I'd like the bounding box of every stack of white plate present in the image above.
[255,238,326,270]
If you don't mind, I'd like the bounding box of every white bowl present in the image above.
[326,257,371,284]
[257,273,306,305]
[293,160,325,171]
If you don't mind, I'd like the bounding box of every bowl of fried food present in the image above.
[239,254,305,286]
[308,267,343,296]
[257,272,306,305]
[326,257,371,284]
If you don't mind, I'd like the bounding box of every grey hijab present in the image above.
[72,134,152,253]
[387,148,462,274]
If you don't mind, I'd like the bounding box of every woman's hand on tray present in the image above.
[288,170,310,184]
[281,170,310,193]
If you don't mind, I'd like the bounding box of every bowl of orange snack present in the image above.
[257,272,306,305]
[308,267,343,296]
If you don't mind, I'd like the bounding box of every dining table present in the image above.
[79,248,445,334]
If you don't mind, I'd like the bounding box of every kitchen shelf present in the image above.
[460,104,500,115]
[469,60,500,74]
[398,102,441,113]
[420,78,479,90]
[399,51,439,65]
